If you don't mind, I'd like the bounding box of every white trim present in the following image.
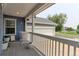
[34,3,54,15]
[4,18,16,36]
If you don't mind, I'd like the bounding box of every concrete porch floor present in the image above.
[2,42,40,56]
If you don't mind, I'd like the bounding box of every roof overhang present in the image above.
[27,22,57,26]
[2,3,55,18]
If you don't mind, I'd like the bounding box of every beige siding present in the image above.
[26,25,55,36]
[25,16,55,36]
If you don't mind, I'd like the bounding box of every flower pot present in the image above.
[2,42,8,50]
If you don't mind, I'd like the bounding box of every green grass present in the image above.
[60,31,78,35]
[56,31,79,38]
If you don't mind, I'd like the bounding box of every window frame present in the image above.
[4,18,16,36]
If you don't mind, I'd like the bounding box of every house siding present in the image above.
[25,17,55,36]
[16,18,25,40]
[0,4,3,55]
[27,25,55,36]
[3,15,25,41]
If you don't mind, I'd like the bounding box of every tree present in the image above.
[76,25,79,34]
[48,13,67,32]
[65,27,74,31]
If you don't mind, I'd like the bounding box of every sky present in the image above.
[36,3,79,29]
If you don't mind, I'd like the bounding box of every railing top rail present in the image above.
[29,32,79,47]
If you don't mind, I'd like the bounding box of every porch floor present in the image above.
[2,42,40,56]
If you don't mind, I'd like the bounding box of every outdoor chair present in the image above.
[20,31,32,49]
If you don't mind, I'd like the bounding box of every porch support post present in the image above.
[31,13,35,42]
[0,3,3,55]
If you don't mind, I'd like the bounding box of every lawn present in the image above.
[55,31,79,39]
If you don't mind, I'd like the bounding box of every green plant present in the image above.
[48,13,67,32]
[76,30,79,34]
[76,25,79,34]
[65,27,74,31]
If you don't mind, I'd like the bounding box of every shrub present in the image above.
[76,30,79,34]
[76,25,79,34]
[65,27,74,31]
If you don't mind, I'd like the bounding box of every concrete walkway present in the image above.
[2,42,40,56]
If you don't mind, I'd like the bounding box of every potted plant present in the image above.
[2,41,8,50]
[4,36,10,42]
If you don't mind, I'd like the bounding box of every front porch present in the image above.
[0,3,79,56]
[0,3,54,56]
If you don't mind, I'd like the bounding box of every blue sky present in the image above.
[36,3,79,29]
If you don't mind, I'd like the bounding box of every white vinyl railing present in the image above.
[29,32,79,56]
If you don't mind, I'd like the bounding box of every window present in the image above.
[4,18,16,35]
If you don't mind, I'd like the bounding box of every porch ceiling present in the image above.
[3,3,38,17]
[3,3,54,18]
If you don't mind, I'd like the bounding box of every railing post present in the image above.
[68,45,70,56]
[73,46,76,56]
[52,40,54,56]
[47,40,48,56]
[55,41,57,56]
[58,42,60,56]
[62,43,64,56]
[49,40,51,56]
[45,40,46,55]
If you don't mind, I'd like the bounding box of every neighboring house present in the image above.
[26,17,57,36]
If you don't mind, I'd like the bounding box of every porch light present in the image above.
[16,12,20,15]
